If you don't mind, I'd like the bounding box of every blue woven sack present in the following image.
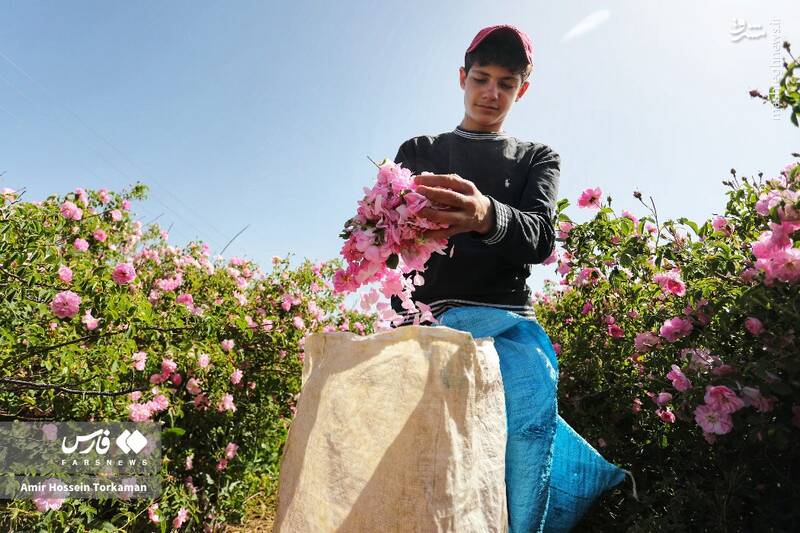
[438,306,629,532]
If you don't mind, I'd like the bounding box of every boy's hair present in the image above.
[464,28,532,83]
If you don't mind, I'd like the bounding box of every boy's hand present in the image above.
[414,174,495,240]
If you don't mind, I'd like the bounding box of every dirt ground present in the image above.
[224,488,277,532]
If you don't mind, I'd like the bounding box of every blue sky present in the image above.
[2,1,798,294]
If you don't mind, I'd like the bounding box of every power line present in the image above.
[0,68,169,238]
[0,49,231,251]
[220,224,250,255]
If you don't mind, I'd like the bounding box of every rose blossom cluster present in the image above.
[334,160,450,326]
[652,348,777,439]
[751,163,800,285]
[652,268,686,297]
[693,385,745,436]
[128,386,171,422]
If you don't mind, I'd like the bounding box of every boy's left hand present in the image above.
[414,174,495,240]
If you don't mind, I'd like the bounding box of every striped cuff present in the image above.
[480,196,511,245]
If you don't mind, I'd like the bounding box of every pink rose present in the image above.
[744,317,764,336]
[655,392,673,405]
[73,238,89,251]
[224,442,239,460]
[197,353,210,368]
[667,364,692,392]
[147,503,160,524]
[220,339,234,352]
[161,358,177,375]
[58,265,73,283]
[711,216,731,235]
[186,378,201,395]
[653,269,686,296]
[694,404,733,434]
[81,309,100,330]
[146,394,169,413]
[230,369,243,385]
[575,267,602,286]
[557,221,573,239]
[541,247,558,265]
[129,403,153,422]
[607,323,624,338]
[59,200,83,221]
[577,187,602,209]
[184,476,196,495]
[172,508,188,529]
[50,290,81,318]
[73,187,88,205]
[634,331,661,352]
[659,317,693,342]
[193,393,209,410]
[32,477,67,512]
[132,351,147,371]
[704,385,744,414]
[656,408,676,423]
[111,263,136,285]
[621,210,638,225]
[631,398,643,413]
[740,386,774,413]
[218,393,236,413]
[92,229,107,242]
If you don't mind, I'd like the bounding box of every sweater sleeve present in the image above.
[469,145,561,264]
[393,139,416,171]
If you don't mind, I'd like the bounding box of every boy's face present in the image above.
[459,64,529,132]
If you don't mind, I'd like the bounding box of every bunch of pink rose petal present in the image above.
[333,159,449,327]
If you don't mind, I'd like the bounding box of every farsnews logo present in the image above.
[115,429,148,454]
[61,428,148,455]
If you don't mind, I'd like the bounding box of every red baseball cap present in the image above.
[466,24,533,67]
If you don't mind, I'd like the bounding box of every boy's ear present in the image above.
[459,67,467,89]
[515,80,530,102]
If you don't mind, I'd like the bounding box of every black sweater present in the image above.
[390,125,561,326]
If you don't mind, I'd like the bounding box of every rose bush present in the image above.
[534,49,799,531]
[0,184,376,531]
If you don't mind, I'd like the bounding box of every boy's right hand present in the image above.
[414,174,495,240]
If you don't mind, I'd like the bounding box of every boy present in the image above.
[390,24,561,326]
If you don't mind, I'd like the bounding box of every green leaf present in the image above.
[163,426,186,437]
